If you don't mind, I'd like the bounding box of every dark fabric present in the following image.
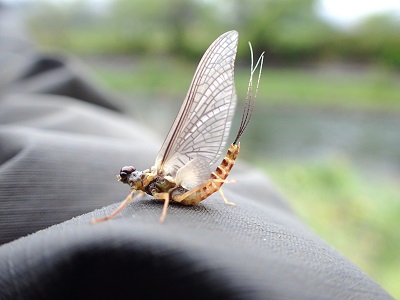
[0,7,393,300]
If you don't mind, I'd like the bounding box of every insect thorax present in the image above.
[144,174,180,196]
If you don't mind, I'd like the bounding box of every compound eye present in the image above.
[119,166,136,183]
[120,166,135,175]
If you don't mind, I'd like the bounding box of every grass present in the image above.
[264,159,400,298]
[91,56,400,112]
[89,57,400,298]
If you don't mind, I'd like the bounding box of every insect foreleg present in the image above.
[91,189,139,223]
[152,192,170,223]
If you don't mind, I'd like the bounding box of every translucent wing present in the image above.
[174,156,211,190]
[154,30,238,177]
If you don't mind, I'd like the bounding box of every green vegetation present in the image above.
[26,0,400,68]
[265,159,400,298]
[94,57,400,112]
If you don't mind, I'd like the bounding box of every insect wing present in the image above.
[174,156,211,190]
[154,30,238,178]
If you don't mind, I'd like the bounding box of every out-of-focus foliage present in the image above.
[26,0,400,67]
[353,13,400,67]
[265,159,400,299]
[95,56,400,110]
[230,0,336,63]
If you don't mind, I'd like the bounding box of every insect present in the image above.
[91,30,264,223]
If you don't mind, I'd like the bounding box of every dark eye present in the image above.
[119,166,136,181]
[120,166,134,175]
[120,166,136,174]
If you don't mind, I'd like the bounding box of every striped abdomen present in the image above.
[209,143,239,187]
[173,143,240,205]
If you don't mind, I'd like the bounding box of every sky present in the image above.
[318,0,400,27]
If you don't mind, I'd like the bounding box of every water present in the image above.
[127,95,400,181]
[244,104,400,178]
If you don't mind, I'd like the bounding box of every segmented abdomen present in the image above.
[210,142,239,184]
[176,143,240,205]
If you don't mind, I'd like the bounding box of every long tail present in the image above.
[233,43,265,145]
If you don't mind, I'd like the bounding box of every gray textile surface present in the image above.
[0,6,393,300]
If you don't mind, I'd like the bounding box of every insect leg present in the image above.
[152,192,170,223]
[219,188,236,206]
[90,190,137,223]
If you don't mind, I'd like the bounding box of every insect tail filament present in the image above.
[233,43,265,145]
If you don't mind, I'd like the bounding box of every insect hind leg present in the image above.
[219,188,236,206]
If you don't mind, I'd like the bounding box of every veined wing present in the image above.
[154,30,238,177]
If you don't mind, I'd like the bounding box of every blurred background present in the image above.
[2,0,399,297]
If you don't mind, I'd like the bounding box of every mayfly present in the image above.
[91,30,264,223]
